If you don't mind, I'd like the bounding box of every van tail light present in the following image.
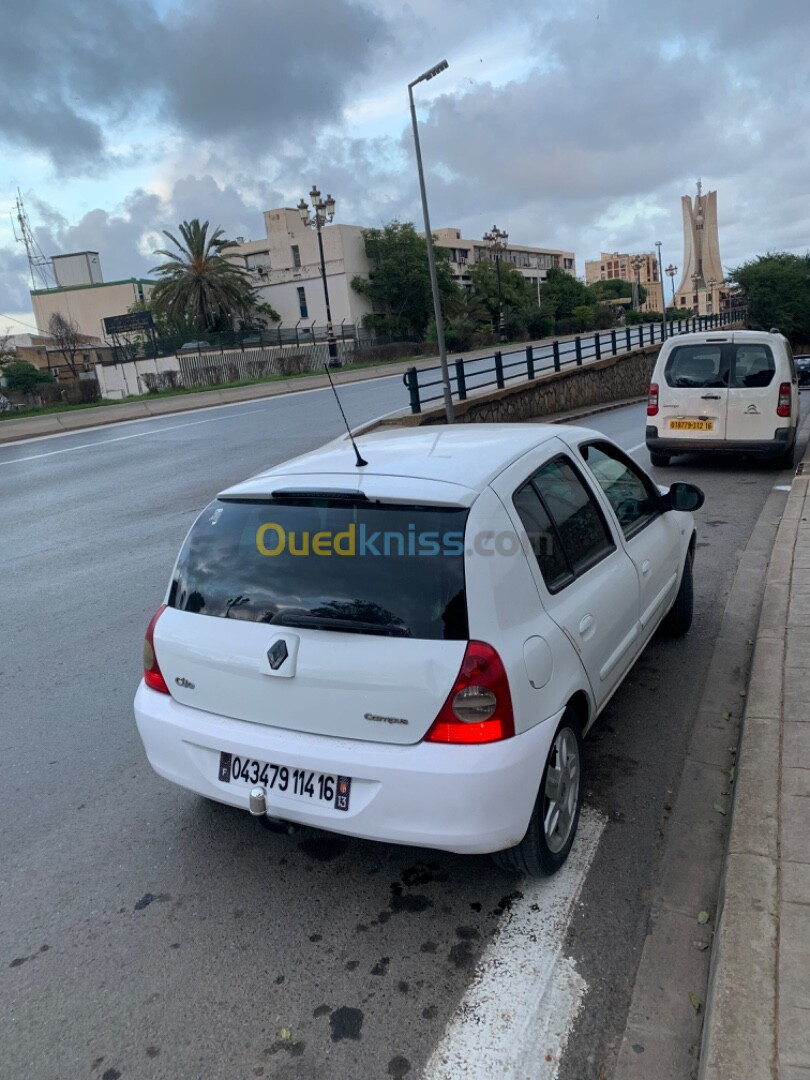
[647,383,659,416]
[777,382,791,417]
[424,641,514,745]
[143,605,170,694]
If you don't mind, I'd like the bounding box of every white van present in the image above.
[646,330,799,467]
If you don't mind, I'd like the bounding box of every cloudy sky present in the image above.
[1,0,808,333]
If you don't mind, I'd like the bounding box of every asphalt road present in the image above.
[0,377,800,1080]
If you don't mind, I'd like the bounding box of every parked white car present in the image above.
[646,329,799,467]
[135,424,703,875]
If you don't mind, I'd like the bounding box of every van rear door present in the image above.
[659,340,729,441]
[725,340,783,443]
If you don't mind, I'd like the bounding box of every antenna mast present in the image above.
[11,190,55,290]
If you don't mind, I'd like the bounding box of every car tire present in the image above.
[770,440,796,470]
[660,552,693,637]
[650,451,671,467]
[491,709,584,877]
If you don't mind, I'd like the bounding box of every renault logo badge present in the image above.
[267,640,288,670]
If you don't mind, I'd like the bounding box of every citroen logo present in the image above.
[267,640,289,670]
[745,404,760,414]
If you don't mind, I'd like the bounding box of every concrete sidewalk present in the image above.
[700,448,810,1079]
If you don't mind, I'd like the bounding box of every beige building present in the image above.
[4,332,113,381]
[229,208,374,331]
[31,254,154,342]
[430,228,576,294]
[584,251,665,313]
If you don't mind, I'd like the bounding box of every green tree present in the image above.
[150,219,257,333]
[539,269,592,326]
[587,278,646,306]
[351,221,459,338]
[729,252,810,343]
[468,259,537,328]
[3,360,54,396]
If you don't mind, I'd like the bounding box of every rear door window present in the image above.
[730,344,775,388]
[664,345,727,388]
[513,456,615,592]
[168,499,469,640]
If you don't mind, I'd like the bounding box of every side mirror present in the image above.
[666,481,705,512]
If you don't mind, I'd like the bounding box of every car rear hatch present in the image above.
[659,338,730,440]
[153,494,471,745]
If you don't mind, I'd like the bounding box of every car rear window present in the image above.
[730,345,775,388]
[168,498,469,640]
[664,345,726,388]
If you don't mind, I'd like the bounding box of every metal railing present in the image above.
[403,312,740,414]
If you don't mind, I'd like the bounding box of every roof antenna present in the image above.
[323,364,368,467]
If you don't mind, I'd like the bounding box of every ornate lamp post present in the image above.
[691,272,701,314]
[665,263,678,306]
[706,277,718,318]
[297,185,339,367]
[483,225,508,341]
[631,254,643,310]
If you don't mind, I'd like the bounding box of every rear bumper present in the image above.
[134,681,559,855]
[646,425,793,458]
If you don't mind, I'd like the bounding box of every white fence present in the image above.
[93,341,355,399]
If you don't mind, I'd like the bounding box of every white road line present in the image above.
[422,809,606,1080]
[0,407,270,465]
[627,442,646,454]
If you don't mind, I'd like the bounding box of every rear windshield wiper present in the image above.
[276,613,410,636]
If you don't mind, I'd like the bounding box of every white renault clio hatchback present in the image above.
[135,424,703,875]
[646,329,799,467]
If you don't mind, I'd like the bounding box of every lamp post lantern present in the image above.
[655,241,667,338]
[483,226,508,342]
[297,186,340,367]
[408,59,453,423]
[665,263,678,306]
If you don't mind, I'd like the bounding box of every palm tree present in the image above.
[150,219,256,333]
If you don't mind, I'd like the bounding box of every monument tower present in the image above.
[674,180,724,314]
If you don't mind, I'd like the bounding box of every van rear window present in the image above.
[168,499,469,640]
[664,345,725,388]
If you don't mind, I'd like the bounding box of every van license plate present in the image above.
[218,752,351,810]
[668,419,714,431]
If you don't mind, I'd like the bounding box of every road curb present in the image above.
[698,455,810,1079]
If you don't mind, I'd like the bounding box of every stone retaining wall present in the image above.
[379,343,661,428]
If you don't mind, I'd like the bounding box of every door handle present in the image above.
[700,393,721,399]
[578,614,594,636]
[641,559,651,576]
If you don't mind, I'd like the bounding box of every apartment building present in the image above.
[430,228,576,294]
[584,251,664,313]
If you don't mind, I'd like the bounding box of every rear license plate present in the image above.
[668,419,714,431]
[218,752,351,811]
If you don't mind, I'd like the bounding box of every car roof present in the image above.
[665,330,787,345]
[220,423,598,504]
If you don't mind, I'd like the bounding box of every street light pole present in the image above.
[655,241,667,338]
[666,263,678,306]
[297,186,340,367]
[483,226,508,342]
[408,59,453,424]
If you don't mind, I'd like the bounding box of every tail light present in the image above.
[143,605,170,694]
[777,382,791,417]
[425,641,514,745]
[647,383,659,416]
